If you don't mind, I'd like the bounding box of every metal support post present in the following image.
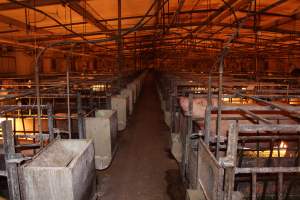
[2,120,21,200]
[77,92,84,139]
[47,104,54,141]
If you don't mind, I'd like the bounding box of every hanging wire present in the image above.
[31,0,43,148]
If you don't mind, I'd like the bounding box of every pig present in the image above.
[179,96,218,118]
[179,97,299,138]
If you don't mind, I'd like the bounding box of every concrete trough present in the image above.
[120,89,133,115]
[85,110,118,170]
[20,139,95,200]
[111,95,127,131]
[171,133,182,162]
[134,79,141,97]
[186,189,206,200]
[127,83,137,104]
[164,111,171,129]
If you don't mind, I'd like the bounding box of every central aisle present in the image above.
[97,73,185,200]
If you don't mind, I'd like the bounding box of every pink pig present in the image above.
[179,97,218,118]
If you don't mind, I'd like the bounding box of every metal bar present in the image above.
[236,93,300,117]
[171,84,177,132]
[251,173,257,200]
[65,1,113,35]
[34,57,43,148]
[278,173,283,200]
[211,105,300,112]
[47,104,54,141]
[237,108,273,124]
[261,136,274,199]
[239,124,300,133]
[134,31,137,71]
[223,122,238,200]
[77,92,84,139]
[204,73,212,145]
[216,54,224,160]
[117,0,123,77]
[284,137,300,199]
[20,110,26,138]
[235,167,300,174]
[239,135,300,141]
[182,93,193,181]
[66,63,71,139]
[1,120,21,200]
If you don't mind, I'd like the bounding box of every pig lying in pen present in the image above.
[178,96,298,137]
[179,96,217,118]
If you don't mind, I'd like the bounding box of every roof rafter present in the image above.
[0,0,80,11]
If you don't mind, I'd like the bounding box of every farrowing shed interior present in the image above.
[0,0,300,200]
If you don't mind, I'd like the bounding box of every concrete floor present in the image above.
[97,73,185,200]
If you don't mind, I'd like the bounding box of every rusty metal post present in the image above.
[171,82,177,133]
[77,92,84,139]
[2,120,21,200]
[134,32,137,71]
[204,73,212,145]
[182,93,193,180]
[278,173,283,200]
[66,62,71,139]
[251,173,257,200]
[223,122,238,200]
[216,55,224,160]
[47,103,54,141]
[34,56,43,148]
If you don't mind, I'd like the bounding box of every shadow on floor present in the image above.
[165,169,186,200]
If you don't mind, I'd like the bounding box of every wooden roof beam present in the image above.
[0,14,51,34]
[63,0,115,37]
[18,19,300,44]
[0,0,80,11]
[262,11,300,29]
[176,0,251,46]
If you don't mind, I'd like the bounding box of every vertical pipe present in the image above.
[139,41,142,70]
[254,0,259,81]
[186,93,193,162]
[66,66,71,139]
[162,0,165,34]
[134,32,137,71]
[117,0,123,77]
[216,55,224,160]
[167,0,170,24]
[155,0,160,25]
[35,58,43,147]
[204,73,212,145]
[171,83,177,133]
